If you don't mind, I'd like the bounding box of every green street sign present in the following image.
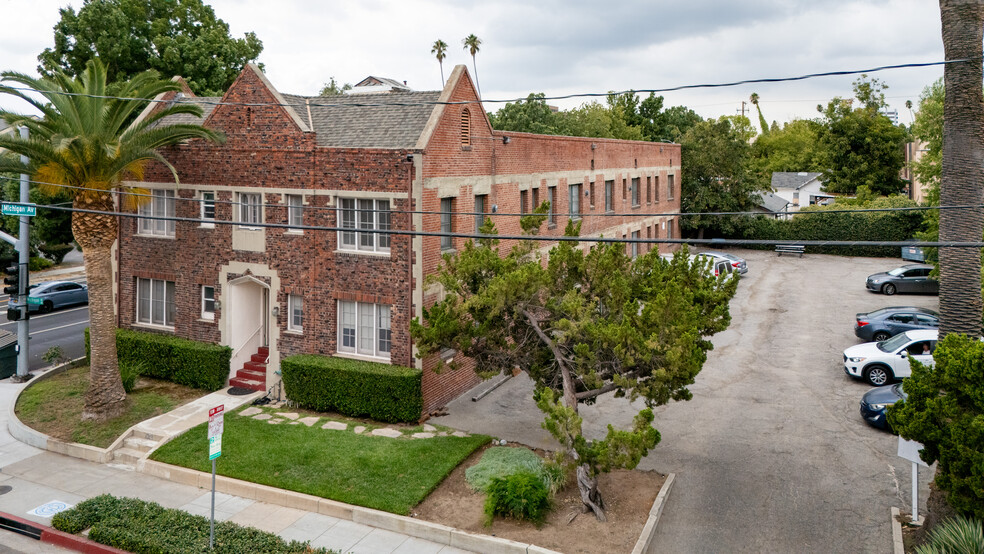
[26,297,42,306]
[1,203,36,217]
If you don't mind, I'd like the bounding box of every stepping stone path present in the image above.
[275,412,299,420]
[298,417,319,427]
[268,418,284,424]
[451,431,470,438]
[412,432,435,439]
[288,421,300,425]
[422,424,437,432]
[239,407,263,417]
[322,422,347,431]
[353,426,366,434]
[245,408,466,440]
[371,428,403,438]
[253,414,272,421]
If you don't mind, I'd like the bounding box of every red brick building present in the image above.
[118,64,681,414]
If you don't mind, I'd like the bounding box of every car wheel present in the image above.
[38,301,53,314]
[864,365,893,387]
[873,331,891,342]
[882,283,897,295]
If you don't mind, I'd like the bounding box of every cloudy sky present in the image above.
[1,0,945,127]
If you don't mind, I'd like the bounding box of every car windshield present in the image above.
[878,333,912,352]
[887,267,906,276]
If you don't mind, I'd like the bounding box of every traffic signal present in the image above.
[6,307,19,321]
[3,265,18,296]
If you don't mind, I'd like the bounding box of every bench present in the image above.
[775,244,805,257]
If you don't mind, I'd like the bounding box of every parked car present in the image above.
[860,382,907,431]
[660,254,735,280]
[8,280,89,314]
[865,264,938,296]
[699,251,748,275]
[854,306,940,342]
[843,329,937,386]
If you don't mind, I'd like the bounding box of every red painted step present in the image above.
[250,353,268,363]
[235,368,265,380]
[257,346,269,357]
[230,377,264,391]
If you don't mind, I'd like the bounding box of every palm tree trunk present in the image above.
[471,56,481,98]
[440,62,445,87]
[74,193,126,422]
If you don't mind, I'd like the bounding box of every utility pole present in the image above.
[0,126,32,382]
[737,101,747,117]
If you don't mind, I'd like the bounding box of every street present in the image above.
[0,304,89,372]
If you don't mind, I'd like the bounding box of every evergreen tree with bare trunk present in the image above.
[0,59,222,421]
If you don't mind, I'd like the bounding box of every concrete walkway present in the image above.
[1,378,475,554]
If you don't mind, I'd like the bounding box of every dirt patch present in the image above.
[413,444,665,553]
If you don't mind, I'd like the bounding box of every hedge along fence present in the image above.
[281,354,422,423]
[733,198,925,257]
[85,328,231,391]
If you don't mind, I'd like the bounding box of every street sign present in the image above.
[898,438,929,467]
[208,405,224,460]
[26,297,41,306]
[209,436,222,460]
[1,203,36,217]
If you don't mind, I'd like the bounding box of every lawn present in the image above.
[15,366,204,448]
[151,406,490,515]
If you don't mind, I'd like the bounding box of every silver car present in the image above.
[11,280,89,313]
[700,251,748,275]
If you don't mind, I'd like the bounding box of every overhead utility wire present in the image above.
[2,176,980,220]
[2,58,975,109]
[29,202,984,248]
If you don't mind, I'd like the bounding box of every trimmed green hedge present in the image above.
[52,495,333,554]
[85,328,230,391]
[281,354,422,423]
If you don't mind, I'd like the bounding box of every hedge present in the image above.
[85,328,230,391]
[281,354,422,423]
[52,495,333,554]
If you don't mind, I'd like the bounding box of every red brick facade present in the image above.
[116,64,680,416]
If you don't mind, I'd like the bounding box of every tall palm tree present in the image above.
[0,59,222,422]
[750,92,769,135]
[462,34,482,97]
[431,39,448,87]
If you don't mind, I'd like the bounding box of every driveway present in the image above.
[432,249,936,553]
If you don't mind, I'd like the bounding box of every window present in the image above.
[654,176,660,202]
[440,197,454,250]
[136,278,175,328]
[622,178,627,200]
[288,295,303,332]
[201,286,215,320]
[474,194,487,233]
[547,186,556,226]
[589,181,596,207]
[631,177,640,207]
[520,190,528,214]
[646,177,652,204]
[238,192,262,228]
[569,184,581,219]
[532,188,539,209]
[461,109,471,146]
[338,301,391,359]
[604,180,614,212]
[200,191,215,228]
[338,198,391,253]
[668,174,675,200]
[138,189,176,236]
[667,219,674,239]
[286,194,303,230]
[631,230,640,259]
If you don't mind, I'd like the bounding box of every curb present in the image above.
[631,472,675,554]
[6,357,87,452]
[0,511,128,554]
[891,507,904,554]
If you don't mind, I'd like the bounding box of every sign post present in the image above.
[898,437,929,524]
[208,405,224,549]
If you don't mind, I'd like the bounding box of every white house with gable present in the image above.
[771,172,833,214]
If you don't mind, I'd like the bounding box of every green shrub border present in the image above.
[85,328,231,391]
[281,354,422,423]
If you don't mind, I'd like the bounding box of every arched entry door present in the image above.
[227,276,270,385]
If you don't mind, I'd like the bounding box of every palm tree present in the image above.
[0,59,222,422]
[750,93,769,135]
[462,34,482,97]
[431,39,448,87]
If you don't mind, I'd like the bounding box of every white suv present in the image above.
[842,329,937,386]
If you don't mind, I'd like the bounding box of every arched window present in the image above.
[460,108,471,146]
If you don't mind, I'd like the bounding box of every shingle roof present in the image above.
[756,191,790,213]
[154,97,221,126]
[771,171,823,190]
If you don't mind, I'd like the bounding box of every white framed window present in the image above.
[286,194,303,231]
[631,230,640,259]
[201,286,215,320]
[137,189,176,236]
[200,191,215,228]
[440,197,454,250]
[238,193,262,228]
[136,278,175,328]
[338,301,391,359]
[474,194,487,233]
[569,184,581,220]
[631,177,640,207]
[288,294,303,332]
[338,198,391,253]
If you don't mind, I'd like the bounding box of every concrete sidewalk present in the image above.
[1,378,476,554]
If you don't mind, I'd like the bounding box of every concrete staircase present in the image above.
[229,346,268,392]
[111,429,167,466]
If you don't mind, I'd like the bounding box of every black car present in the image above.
[854,306,940,342]
[860,382,907,431]
[865,264,938,296]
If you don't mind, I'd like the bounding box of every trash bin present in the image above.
[0,329,18,380]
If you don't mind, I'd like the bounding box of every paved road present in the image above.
[0,305,89,372]
[434,249,936,553]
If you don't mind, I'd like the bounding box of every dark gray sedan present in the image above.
[865,264,938,295]
[854,306,939,342]
[11,280,89,313]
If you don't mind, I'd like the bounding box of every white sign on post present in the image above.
[208,405,224,460]
[898,437,928,525]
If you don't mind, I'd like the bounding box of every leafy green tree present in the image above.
[38,0,263,96]
[318,77,351,97]
[654,105,703,143]
[816,76,908,195]
[558,101,644,140]
[748,119,824,188]
[912,79,944,193]
[0,59,222,421]
[487,93,560,135]
[411,216,737,520]
[680,117,762,238]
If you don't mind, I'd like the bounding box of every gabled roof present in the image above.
[756,191,790,213]
[352,76,411,92]
[771,171,823,190]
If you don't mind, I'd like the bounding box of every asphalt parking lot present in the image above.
[433,248,938,553]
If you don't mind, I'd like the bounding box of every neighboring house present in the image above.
[753,191,790,218]
[903,140,931,204]
[117,64,681,415]
[350,76,412,94]
[770,172,831,212]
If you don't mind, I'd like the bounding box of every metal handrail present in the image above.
[231,323,264,359]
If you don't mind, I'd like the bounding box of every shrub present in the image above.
[85,328,230,391]
[281,354,422,423]
[52,495,329,553]
[119,359,145,393]
[38,243,75,264]
[29,256,53,271]
[466,447,554,492]
[914,515,984,554]
[484,471,551,527]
